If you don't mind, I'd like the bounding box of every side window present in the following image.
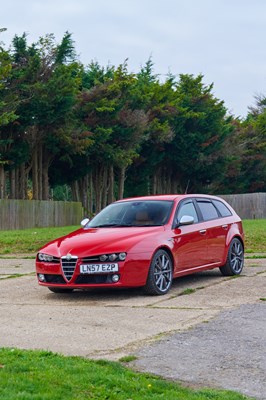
[197,201,219,221]
[177,201,198,223]
[212,200,232,217]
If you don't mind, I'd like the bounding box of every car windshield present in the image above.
[87,200,174,228]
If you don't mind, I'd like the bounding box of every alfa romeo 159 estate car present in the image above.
[36,194,244,295]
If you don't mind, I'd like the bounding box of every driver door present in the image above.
[172,200,208,273]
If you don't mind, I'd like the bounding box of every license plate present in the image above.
[80,263,119,274]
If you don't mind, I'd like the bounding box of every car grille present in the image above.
[61,256,78,281]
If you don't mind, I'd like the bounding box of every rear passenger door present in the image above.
[195,199,229,265]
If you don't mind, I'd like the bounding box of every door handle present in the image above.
[222,224,228,230]
[199,229,207,235]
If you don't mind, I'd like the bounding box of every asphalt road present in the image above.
[133,303,266,400]
[0,257,265,399]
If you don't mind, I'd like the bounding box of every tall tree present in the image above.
[0,29,18,198]
[125,60,176,197]
[165,74,232,193]
[71,61,148,212]
[6,32,84,199]
[126,72,231,196]
[237,96,266,192]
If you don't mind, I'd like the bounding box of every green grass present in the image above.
[0,348,251,400]
[0,219,265,255]
[242,219,266,253]
[119,354,138,363]
[179,288,196,296]
[0,226,79,254]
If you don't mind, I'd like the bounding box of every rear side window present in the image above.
[212,200,232,217]
[197,201,219,221]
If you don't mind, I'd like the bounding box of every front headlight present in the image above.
[98,253,127,262]
[118,252,127,261]
[37,253,54,262]
[99,254,108,262]
[109,253,117,261]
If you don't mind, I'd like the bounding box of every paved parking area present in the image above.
[134,303,266,399]
[0,257,265,398]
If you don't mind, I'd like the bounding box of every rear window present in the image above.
[212,200,232,217]
[197,201,219,221]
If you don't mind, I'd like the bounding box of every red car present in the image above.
[36,194,244,295]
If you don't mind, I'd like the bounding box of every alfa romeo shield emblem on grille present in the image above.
[61,254,78,281]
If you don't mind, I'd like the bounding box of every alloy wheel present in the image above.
[229,239,244,273]
[145,249,173,295]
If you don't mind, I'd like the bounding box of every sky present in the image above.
[1,0,266,118]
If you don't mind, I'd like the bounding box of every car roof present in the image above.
[117,194,223,202]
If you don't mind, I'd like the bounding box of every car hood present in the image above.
[39,226,165,258]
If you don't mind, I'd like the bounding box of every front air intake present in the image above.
[61,255,78,281]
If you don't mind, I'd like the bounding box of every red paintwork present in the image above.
[36,194,244,291]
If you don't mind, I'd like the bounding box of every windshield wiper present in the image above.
[91,223,164,228]
[132,224,163,227]
[91,223,133,228]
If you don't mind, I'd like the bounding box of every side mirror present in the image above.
[179,215,194,226]
[81,217,90,227]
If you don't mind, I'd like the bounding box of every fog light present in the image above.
[112,274,120,283]
[38,274,46,282]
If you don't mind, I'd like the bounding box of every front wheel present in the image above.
[219,238,244,276]
[48,287,74,293]
[144,249,173,295]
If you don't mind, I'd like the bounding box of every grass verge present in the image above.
[242,219,266,253]
[0,348,251,400]
[0,226,79,254]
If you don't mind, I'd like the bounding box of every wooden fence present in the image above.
[220,193,266,219]
[0,193,265,230]
[0,200,84,230]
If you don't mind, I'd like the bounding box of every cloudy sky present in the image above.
[1,0,265,117]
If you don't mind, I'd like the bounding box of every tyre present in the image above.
[219,238,244,276]
[144,249,173,295]
[48,287,74,293]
